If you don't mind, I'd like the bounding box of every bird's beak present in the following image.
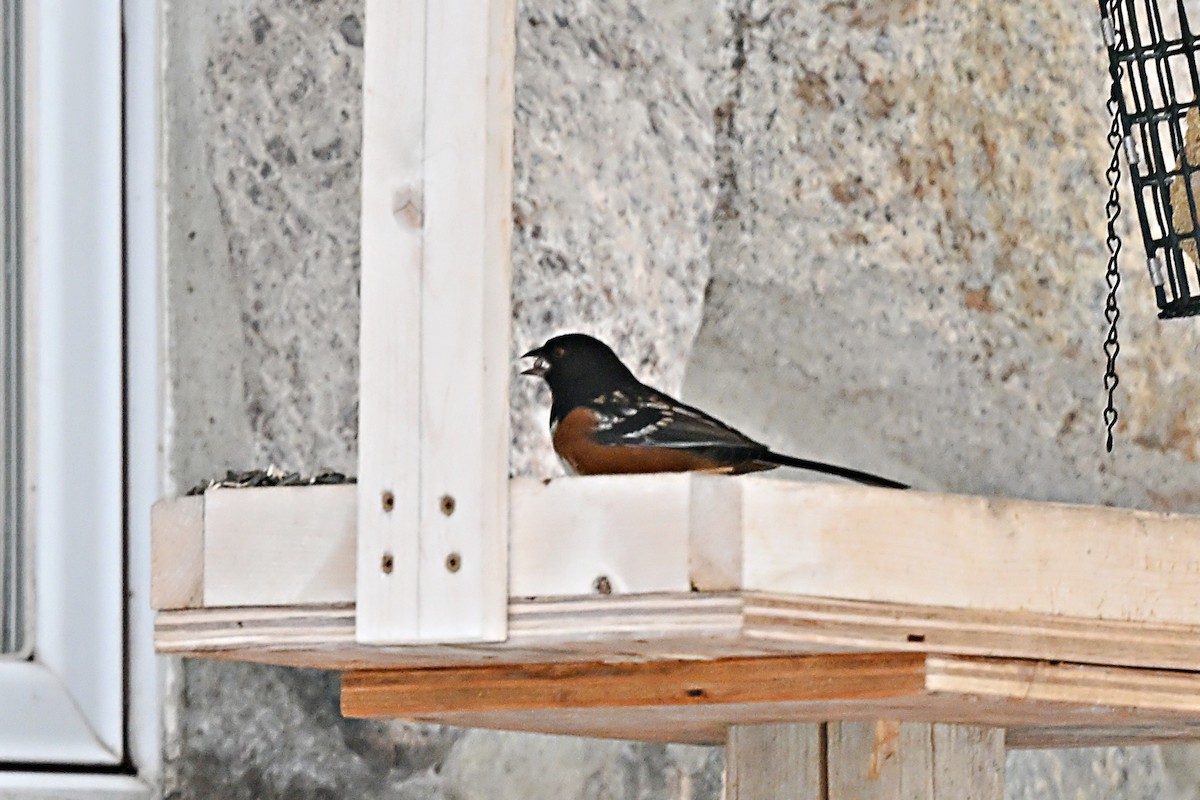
[521,346,549,377]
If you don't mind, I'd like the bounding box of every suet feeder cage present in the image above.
[1101,0,1200,317]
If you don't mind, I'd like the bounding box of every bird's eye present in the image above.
[553,347,566,358]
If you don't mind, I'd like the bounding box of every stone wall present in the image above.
[688,0,1200,509]
[161,0,1200,797]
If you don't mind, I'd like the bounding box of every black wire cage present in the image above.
[1101,0,1200,317]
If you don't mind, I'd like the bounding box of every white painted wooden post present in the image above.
[356,0,515,644]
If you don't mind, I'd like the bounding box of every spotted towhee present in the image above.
[522,333,907,489]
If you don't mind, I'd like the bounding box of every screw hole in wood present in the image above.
[440,494,456,516]
[381,552,394,574]
[381,491,395,512]
[445,552,462,573]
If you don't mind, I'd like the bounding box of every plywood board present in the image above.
[154,594,752,668]
[408,698,1200,749]
[343,654,1200,747]
[341,652,927,717]
[745,593,1200,671]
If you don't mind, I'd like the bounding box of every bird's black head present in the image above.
[521,333,640,421]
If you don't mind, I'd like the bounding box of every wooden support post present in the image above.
[727,722,1004,800]
[356,0,515,644]
[726,724,824,799]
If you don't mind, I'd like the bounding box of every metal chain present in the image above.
[1103,79,1124,452]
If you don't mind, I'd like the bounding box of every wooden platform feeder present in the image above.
[154,475,1200,796]
[152,0,1200,796]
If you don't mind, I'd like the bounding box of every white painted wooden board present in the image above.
[205,486,356,607]
[356,0,425,641]
[509,475,695,597]
[740,480,1200,626]
[356,0,515,643]
[416,0,514,642]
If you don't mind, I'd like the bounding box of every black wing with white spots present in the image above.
[584,388,769,456]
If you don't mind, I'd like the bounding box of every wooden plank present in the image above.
[204,486,355,607]
[726,723,823,800]
[411,695,1200,748]
[356,0,426,642]
[157,568,1200,676]
[1007,723,1200,749]
[152,477,710,609]
[357,0,515,644]
[827,720,932,799]
[727,722,1002,798]
[931,725,1004,799]
[336,653,1200,744]
[415,0,513,643]
[926,655,1200,714]
[156,604,358,652]
[340,652,929,717]
[149,495,204,609]
[826,722,1002,800]
[740,480,1200,626]
[689,475,742,591]
[745,594,1200,671]
[509,475,694,597]
[154,594,746,660]
[154,590,1200,741]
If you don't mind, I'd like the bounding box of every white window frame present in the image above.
[0,0,159,792]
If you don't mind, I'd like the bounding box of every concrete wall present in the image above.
[161,0,1200,797]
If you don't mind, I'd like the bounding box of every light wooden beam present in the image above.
[356,0,515,644]
[823,721,1004,800]
[733,722,1004,800]
[739,480,1200,625]
[725,724,823,799]
[928,724,1006,799]
[357,0,423,643]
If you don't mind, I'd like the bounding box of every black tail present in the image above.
[761,451,909,489]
